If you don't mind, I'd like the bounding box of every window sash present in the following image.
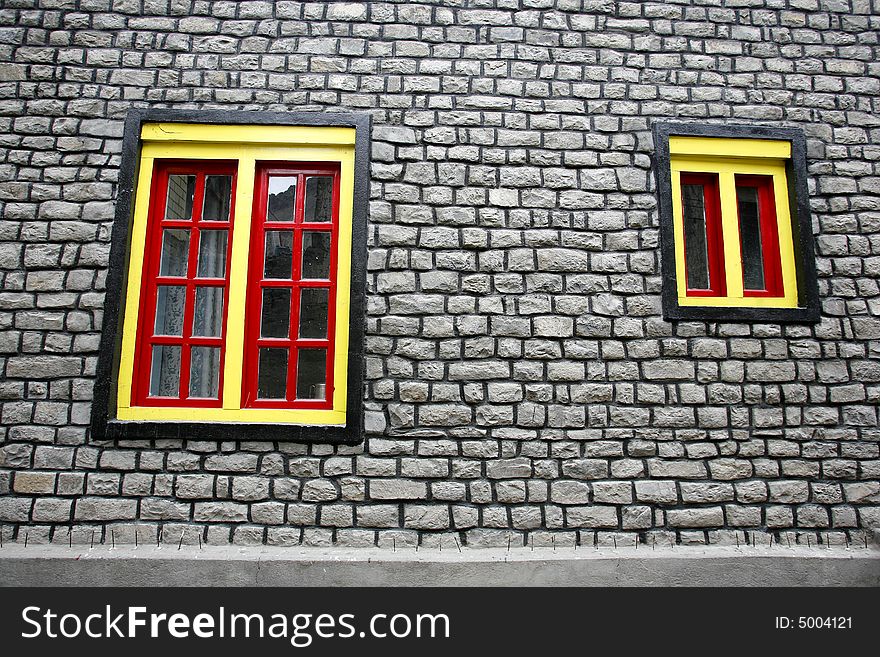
[243,164,340,410]
[133,160,236,408]
[679,173,726,297]
[734,174,784,298]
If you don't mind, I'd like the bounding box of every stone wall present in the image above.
[0,0,878,548]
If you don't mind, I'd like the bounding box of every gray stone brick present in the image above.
[567,506,619,528]
[141,498,190,521]
[369,479,427,500]
[74,498,136,521]
[403,505,450,530]
[232,476,270,501]
[550,480,591,505]
[175,474,214,499]
[635,480,678,504]
[193,502,248,523]
[667,507,723,528]
[486,458,532,479]
[32,498,71,522]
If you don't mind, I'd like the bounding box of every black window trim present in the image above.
[91,109,371,444]
[652,121,820,323]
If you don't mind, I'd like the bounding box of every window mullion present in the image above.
[221,156,256,410]
[718,170,744,299]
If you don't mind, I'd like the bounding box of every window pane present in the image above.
[202,175,232,222]
[165,175,195,220]
[264,231,293,279]
[154,285,186,336]
[682,183,711,290]
[261,288,291,338]
[296,349,327,400]
[197,229,228,278]
[159,228,190,277]
[737,186,765,291]
[304,176,333,223]
[267,176,296,223]
[299,288,329,339]
[189,346,220,398]
[258,348,288,399]
[149,345,181,397]
[301,231,331,279]
[192,287,224,337]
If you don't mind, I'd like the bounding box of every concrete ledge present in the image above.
[1,544,878,587]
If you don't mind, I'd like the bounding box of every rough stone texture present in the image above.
[0,1,878,548]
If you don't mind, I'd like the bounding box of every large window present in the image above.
[92,111,369,443]
[653,123,819,322]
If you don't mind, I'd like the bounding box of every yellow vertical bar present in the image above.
[772,171,799,306]
[719,171,744,299]
[116,156,154,409]
[331,151,355,416]
[670,168,688,299]
[222,156,256,409]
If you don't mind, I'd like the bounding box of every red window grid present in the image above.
[132,160,237,407]
[242,162,340,410]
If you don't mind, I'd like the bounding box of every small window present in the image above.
[92,110,370,443]
[653,123,819,322]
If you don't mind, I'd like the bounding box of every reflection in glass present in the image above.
[301,231,331,279]
[202,175,232,222]
[264,231,293,279]
[197,229,228,278]
[296,349,327,400]
[682,183,711,290]
[737,186,765,291]
[192,287,224,337]
[159,229,190,277]
[149,345,181,397]
[154,285,186,336]
[304,177,333,222]
[261,288,291,338]
[267,176,296,223]
[165,175,195,220]
[258,348,288,399]
[299,288,328,339]
[189,346,220,398]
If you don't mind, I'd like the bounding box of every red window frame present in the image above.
[133,160,237,407]
[735,174,784,297]
[243,162,340,410]
[680,173,726,297]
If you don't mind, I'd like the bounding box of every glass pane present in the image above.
[301,231,331,280]
[258,348,288,399]
[149,345,181,397]
[682,183,711,290]
[192,287,224,337]
[189,346,220,398]
[737,186,765,291]
[154,285,186,336]
[296,349,327,400]
[264,231,293,279]
[299,288,329,339]
[165,175,195,220]
[304,176,333,223]
[267,176,296,223]
[197,229,228,278]
[159,229,190,277]
[202,175,232,222]
[261,288,291,338]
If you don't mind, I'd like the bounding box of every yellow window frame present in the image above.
[115,123,356,426]
[669,136,799,309]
